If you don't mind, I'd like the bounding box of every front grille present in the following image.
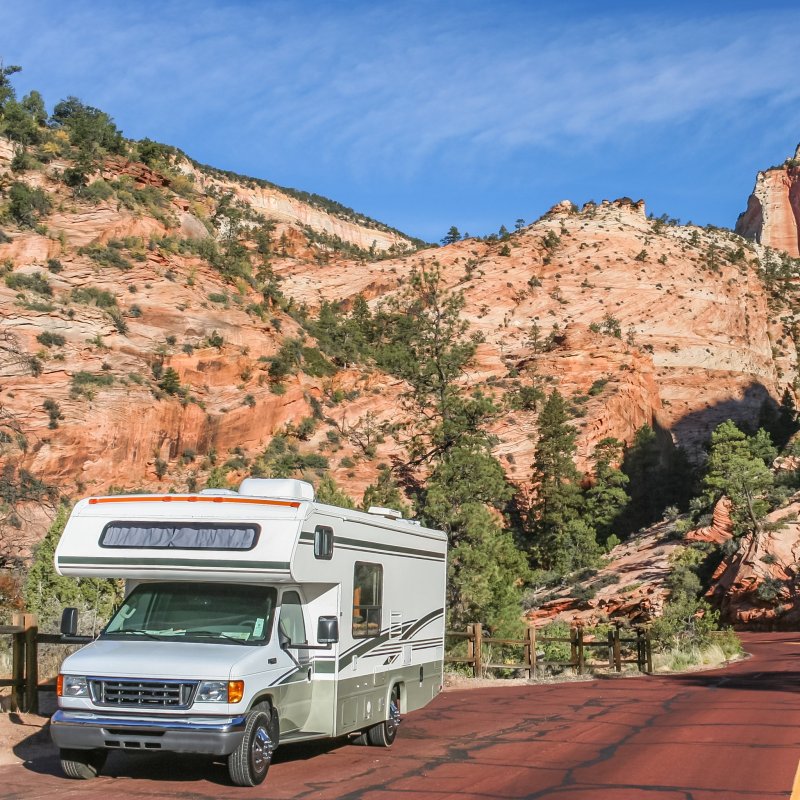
[89,678,198,709]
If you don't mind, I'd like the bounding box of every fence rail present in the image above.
[1,613,91,713]
[2,614,653,713]
[446,623,652,678]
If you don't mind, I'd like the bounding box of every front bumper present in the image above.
[50,709,247,755]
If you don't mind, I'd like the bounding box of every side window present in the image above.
[314,525,334,559]
[279,591,307,646]
[352,562,382,639]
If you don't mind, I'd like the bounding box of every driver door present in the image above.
[276,590,313,733]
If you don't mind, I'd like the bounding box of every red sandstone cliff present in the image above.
[736,143,800,257]
[2,134,800,595]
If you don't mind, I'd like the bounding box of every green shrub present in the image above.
[42,398,62,429]
[46,258,63,273]
[5,271,52,296]
[82,180,114,204]
[36,331,66,348]
[71,286,117,308]
[7,182,51,227]
[79,243,133,271]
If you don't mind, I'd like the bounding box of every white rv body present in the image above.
[50,479,446,783]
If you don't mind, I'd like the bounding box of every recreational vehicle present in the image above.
[49,478,447,786]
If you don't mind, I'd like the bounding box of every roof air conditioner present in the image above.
[238,478,315,502]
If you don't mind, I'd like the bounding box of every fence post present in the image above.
[570,627,577,671]
[576,627,585,675]
[473,623,483,678]
[466,623,475,674]
[523,626,533,679]
[530,625,537,677]
[613,625,622,672]
[11,612,25,713]
[645,629,653,674]
[607,630,614,670]
[24,613,38,714]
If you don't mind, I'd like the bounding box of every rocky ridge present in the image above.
[3,134,800,630]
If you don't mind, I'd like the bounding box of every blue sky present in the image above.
[2,1,799,242]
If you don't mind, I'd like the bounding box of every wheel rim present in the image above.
[251,725,273,772]
[386,697,401,737]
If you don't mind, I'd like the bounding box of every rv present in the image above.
[50,478,447,786]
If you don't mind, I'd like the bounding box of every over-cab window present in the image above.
[314,525,334,559]
[99,522,259,551]
[352,562,382,638]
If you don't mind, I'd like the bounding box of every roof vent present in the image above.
[238,478,315,502]
[367,506,403,520]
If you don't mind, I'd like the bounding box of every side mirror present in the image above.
[317,616,339,645]
[60,607,79,637]
[278,627,291,649]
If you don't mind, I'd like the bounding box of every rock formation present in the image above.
[735,143,800,257]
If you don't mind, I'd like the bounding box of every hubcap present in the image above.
[387,699,401,736]
[252,726,273,771]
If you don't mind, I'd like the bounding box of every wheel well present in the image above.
[391,682,404,713]
[249,693,275,712]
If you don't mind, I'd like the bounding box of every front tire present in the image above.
[59,748,107,779]
[227,709,274,787]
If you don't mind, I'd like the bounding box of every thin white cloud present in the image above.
[1,1,799,182]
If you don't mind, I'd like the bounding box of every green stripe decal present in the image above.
[300,531,444,560]
[58,556,291,570]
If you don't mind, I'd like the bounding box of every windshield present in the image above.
[102,582,277,645]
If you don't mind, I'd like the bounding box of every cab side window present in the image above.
[352,562,382,638]
[314,525,334,559]
[279,591,307,646]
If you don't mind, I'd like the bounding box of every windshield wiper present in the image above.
[188,630,249,643]
[104,629,170,640]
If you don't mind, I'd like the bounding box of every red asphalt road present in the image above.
[3,632,800,800]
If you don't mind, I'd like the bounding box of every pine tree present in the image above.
[25,506,123,634]
[584,437,629,545]
[530,390,599,572]
[315,475,356,509]
[384,265,529,633]
[360,466,409,516]
[704,420,774,537]
[441,226,461,245]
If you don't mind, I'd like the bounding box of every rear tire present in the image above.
[227,709,274,787]
[59,748,107,779]
[366,687,401,747]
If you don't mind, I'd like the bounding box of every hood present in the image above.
[60,638,268,680]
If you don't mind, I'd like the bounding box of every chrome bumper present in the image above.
[50,709,247,755]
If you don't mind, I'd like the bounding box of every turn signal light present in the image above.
[228,680,245,703]
[56,674,63,696]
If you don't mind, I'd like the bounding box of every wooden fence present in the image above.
[0,613,91,714]
[1,614,654,713]
[446,623,653,678]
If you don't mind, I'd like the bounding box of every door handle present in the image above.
[268,657,277,664]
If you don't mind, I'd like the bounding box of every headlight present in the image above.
[196,680,227,702]
[58,674,89,697]
[196,680,245,703]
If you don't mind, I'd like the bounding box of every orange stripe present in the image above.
[88,495,300,508]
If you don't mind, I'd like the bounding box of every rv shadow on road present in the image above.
[14,720,351,786]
